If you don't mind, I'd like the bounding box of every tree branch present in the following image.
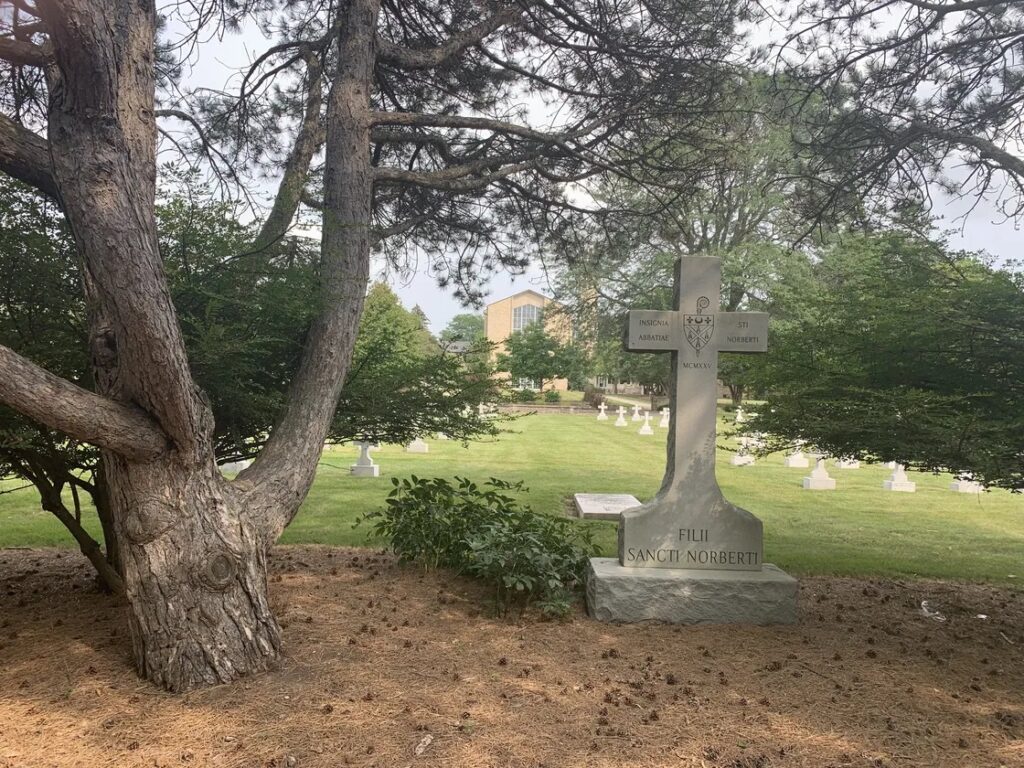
[252,53,325,252]
[376,8,520,69]
[369,110,563,143]
[0,113,59,200]
[0,37,50,67]
[0,344,169,461]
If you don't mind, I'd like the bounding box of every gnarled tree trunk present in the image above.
[0,0,375,691]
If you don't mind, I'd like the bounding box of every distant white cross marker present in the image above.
[620,256,769,571]
[614,406,628,427]
[597,402,609,421]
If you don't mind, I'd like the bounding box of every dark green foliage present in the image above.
[362,476,598,617]
[543,389,561,404]
[750,229,1024,490]
[511,389,538,404]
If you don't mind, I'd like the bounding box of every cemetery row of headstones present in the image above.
[345,403,499,477]
[593,399,984,494]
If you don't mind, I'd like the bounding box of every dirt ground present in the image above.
[1,547,1022,768]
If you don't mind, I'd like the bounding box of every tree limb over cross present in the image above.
[0,0,747,691]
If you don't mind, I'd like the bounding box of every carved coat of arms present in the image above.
[684,296,714,354]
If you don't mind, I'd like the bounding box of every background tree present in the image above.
[748,225,1024,490]
[0,183,499,589]
[498,321,576,391]
[777,1,1024,225]
[555,76,813,403]
[440,313,485,345]
[0,0,749,690]
[332,284,501,443]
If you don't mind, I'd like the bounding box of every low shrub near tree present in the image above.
[361,476,598,617]
[543,389,561,403]
[512,389,538,403]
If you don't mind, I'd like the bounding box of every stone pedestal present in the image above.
[884,464,916,492]
[802,458,836,490]
[351,441,380,477]
[835,459,860,470]
[950,479,983,494]
[587,558,797,625]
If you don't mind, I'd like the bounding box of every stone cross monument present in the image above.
[586,256,797,625]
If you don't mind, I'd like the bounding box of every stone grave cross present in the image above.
[620,256,768,571]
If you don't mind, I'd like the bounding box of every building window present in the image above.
[512,303,540,332]
[516,377,539,391]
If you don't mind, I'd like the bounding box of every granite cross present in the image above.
[619,256,769,571]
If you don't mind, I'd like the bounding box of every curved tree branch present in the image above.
[0,344,169,461]
[0,113,59,200]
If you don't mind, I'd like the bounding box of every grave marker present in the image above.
[586,256,796,626]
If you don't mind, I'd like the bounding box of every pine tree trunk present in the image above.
[106,453,281,691]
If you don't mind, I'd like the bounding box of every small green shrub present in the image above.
[512,388,537,403]
[543,389,561,403]
[360,476,598,617]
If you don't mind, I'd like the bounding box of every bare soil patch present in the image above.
[1,547,1023,768]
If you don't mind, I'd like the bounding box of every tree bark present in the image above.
[34,0,283,691]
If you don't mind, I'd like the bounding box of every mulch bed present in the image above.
[1,546,1022,768]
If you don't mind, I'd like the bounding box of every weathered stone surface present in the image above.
[574,493,641,521]
[883,463,916,493]
[784,450,809,468]
[587,558,798,625]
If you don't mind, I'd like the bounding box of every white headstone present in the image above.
[351,441,380,477]
[220,459,252,475]
[436,432,450,440]
[614,406,628,427]
[802,457,836,490]
[405,438,429,454]
[638,411,654,435]
[784,449,809,468]
[478,402,487,417]
[884,463,916,492]
[730,436,755,466]
[950,477,983,494]
[587,257,796,626]
[835,458,860,470]
[658,407,670,428]
[735,406,745,423]
[630,404,643,422]
[597,402,609,421]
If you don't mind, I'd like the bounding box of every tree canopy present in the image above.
[748,225,1024,491]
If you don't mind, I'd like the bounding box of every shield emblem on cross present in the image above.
[684,296,714,355]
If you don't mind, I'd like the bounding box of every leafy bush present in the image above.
[360,476,598,617]
[512,388,537,403]
[543,389,561,403]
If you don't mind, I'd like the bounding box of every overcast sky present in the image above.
[164,12,1022,335]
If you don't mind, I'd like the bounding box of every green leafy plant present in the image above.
[543,389,561,403]
[360,476,598,617]
[512,388,538,403]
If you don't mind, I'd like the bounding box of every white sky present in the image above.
[163,12,1022,335]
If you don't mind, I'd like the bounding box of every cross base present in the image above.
[587,558,798,625]
[618,491,763,572]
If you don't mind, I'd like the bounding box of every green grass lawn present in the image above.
[2,412,1023,584]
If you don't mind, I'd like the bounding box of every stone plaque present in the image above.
[574,493,641,521]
